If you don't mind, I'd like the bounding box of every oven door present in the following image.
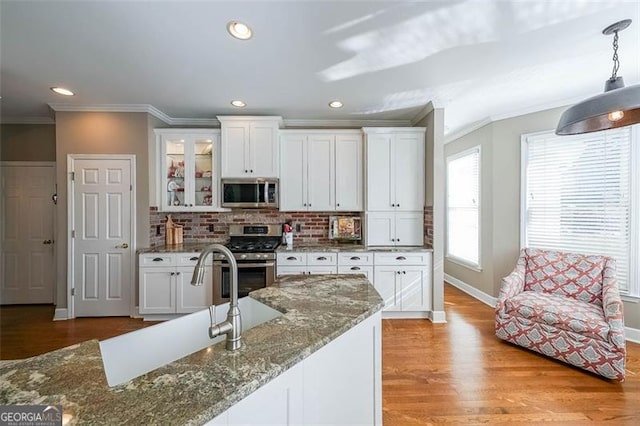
[213,260,275,305]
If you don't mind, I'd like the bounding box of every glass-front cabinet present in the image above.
[156,129,221,211]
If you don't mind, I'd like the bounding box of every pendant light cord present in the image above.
[611,30,620,80]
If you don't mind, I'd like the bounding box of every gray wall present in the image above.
[444,107,640,330]
[55,112,151,308]
[1,124,56,162]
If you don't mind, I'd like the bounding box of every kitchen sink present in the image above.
[99,297,282,387]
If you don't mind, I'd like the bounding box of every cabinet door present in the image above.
[307,266,338,275]
[176,266,212,313]
[162,136,190,210]
[393,132,424,211]
[279,134,307,211]
[366,134,393,211]
[394,211,424,246]
[221,122,249,178]
[139,267,175,314]
[335,134,363,211]
[399,267,430,311]
[307,135,335,211]
[372,268,400,311]
[192,137,217,209]
[366,212,395,246]
[249,122,279,177]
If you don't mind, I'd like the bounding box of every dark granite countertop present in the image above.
[0,275,383,425]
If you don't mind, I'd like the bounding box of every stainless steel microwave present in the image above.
[221,178,278,209]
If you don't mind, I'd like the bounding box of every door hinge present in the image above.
[70,172,75,181]
[71,288,75,296]
[71,230,75,238]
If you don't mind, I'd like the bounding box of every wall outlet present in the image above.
[295,223,302,232]
[208,224,215,232]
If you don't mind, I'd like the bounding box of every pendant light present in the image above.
[556,19,640,135]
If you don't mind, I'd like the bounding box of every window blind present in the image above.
[447,147,480,267]
[523,128,632,292]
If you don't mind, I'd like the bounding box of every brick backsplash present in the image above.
[149,208,360,247]
[424,206,433,248]
[149,207,435,247]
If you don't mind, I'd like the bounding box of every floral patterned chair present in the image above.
[495,248,626,381]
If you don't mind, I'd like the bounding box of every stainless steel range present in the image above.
[213,224,281,305]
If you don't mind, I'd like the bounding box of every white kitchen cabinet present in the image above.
[364,127,425,246]
[218,116,281,178]
[276,252,338,276]
[366,211,423,246]
[373,251,432,317]
[156,129,221,212]
[138,253,212,317]
[208,312,382,426]
[279,130,363,212]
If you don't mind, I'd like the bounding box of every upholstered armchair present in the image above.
[495,248,626,381]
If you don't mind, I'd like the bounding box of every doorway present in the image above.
[1,162,56,304]
[67,155,136,317]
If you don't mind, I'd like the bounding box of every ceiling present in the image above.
[1,0,639,134]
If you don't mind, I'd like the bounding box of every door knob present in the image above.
[116,243,129,249]
[43,240,53,245]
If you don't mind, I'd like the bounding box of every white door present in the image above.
[395,211,424,246]
[221,122,249,177]
[1,164,55,304]
[366,134,394,211]
[72,158,133,316]
[335,134,363,211]
[279,134,307,211]
[394,133,424,211]
[307,135,335,211]
[366,212,395,246]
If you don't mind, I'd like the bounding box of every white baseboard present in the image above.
[626,327,640,344]
[444,273,497,308]
[382,311,429,319]
[429,310,447,323]
[53,308,69,321]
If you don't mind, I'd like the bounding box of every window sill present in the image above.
[445,255,482,272]
[621,294,640,303]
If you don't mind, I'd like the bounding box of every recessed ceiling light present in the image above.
[231,100,246,108]
[227,21,253,40]
[51,87,75,96]
[328,100,343,108]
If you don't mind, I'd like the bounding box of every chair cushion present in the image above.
[505,291,609,342]
[524,249,605,305]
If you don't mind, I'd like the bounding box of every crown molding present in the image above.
[410,102,436,126]
[283,118,412,128]
[0,116,55,124]
[444,118,493,144]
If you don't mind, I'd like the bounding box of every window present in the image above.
[446,146,481,269]
[522,126,640,296]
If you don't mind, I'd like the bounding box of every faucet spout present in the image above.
[191,244,242,351]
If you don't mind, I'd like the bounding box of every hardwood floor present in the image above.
[382,284,640,424]
[2,286,639,424]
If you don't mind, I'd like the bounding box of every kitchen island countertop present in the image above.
[0,275,383,425]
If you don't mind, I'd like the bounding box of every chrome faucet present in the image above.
[191,244,242,351]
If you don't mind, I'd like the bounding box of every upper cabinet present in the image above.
[218,116,282,178]
[156,129,221,212]
[280,130,363,212]
[365,128,425,212]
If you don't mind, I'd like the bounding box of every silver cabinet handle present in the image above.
[317,256,327,261]
[396,256,406,260]
[350,256,360,260]
[190,256,199,261]
[153,257,164,262]
[350,266,361,271]
[286,256,297,261]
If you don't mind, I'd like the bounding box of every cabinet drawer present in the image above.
[139,254,175,266]
[338,252,373,266]
[277,266,308,276]
[374,252,431,266]
[177,253,212,266]
[277,253,306,266]
[337,265,374,280]
[307,252,337,266]
[307,266,338,274]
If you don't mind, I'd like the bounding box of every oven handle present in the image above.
[217,262,275,268]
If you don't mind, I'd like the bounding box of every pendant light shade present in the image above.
[556,19,640,135]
